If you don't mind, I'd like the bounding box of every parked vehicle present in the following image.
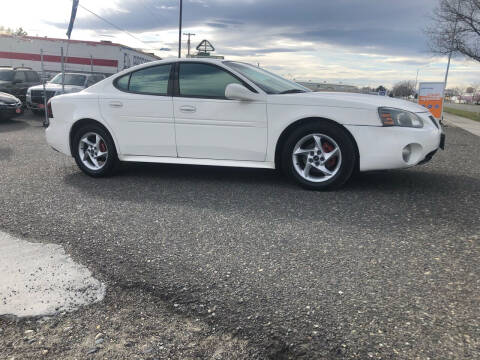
[27,73,106,114]
[0,92,23,120]
[46,59,445,190]
[0,67,41,104]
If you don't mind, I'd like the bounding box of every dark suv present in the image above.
[0,67,41,104]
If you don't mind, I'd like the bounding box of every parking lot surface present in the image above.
[0,113,479,359]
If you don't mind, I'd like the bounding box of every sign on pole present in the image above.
[418,82,445,119]
[66,0,80,39]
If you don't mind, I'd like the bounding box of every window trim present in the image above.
[113,63,175,96]
[173,61,258,100]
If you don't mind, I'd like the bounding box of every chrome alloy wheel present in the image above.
[78,132,109,171]
[292,133,342,183]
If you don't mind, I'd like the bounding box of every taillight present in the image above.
[47,101,53,118]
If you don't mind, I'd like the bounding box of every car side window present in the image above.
[26,71,40,82]
[178,63,242,98]
[14,71,26,82]
[128,65,171,95]
[115,74,130,91]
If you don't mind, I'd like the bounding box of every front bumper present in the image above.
[345,121,443,172]
[27,100,46,111]
[0,102,23,118]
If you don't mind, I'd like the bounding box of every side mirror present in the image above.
[225,83,261,101]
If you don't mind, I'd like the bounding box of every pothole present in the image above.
[0,230,105,318]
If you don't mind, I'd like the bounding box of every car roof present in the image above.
[112,58,231,79]
[53,73,89,76]
[127,57,226,70]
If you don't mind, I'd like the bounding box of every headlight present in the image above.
[378,107,424,128]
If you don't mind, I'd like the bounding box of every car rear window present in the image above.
[26,71,40,82]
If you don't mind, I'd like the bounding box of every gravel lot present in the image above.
[1,113,479,359]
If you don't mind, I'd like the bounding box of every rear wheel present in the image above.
[72,124,118,177]
[281,122,356,190]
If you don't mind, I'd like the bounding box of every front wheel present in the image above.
[73,124,118,177]
[281,122,357,190]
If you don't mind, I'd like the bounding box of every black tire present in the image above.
[72,123,118,177]
[281,122,357,190]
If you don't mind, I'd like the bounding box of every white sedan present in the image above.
[46,59,444,190]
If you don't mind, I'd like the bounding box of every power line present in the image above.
[78,4,154,50]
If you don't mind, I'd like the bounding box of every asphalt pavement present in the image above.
[0,113,479,359]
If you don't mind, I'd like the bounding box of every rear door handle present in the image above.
[109,101,123,108]
[179,105,196,113]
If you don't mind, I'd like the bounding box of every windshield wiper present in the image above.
[279,89,306,94]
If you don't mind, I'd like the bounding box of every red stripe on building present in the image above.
[0,51,118,68]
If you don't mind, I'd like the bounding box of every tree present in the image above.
[427,0,480,62]
[0,26,27,36]
[392,80,416,98]
[13,27,27,36]
[0,26,12,34]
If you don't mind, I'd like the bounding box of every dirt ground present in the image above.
[0,285,262,360]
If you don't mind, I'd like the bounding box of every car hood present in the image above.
[0,91,20,104]
[29,83,85,92]
[269,92,428,113]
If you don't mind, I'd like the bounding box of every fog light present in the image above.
[402,145,412,162]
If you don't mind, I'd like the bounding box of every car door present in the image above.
[99,63,176,157]
[173,62,267,162]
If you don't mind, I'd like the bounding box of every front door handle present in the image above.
[109,101,123,108]
[179,105,196,113]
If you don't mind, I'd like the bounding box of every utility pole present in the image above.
[178,0,183,58]
[183,32,196,57]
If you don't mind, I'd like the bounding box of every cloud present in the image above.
[33,0,480,88]
[65,0,438,56]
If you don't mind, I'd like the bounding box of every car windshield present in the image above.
[224,61,310,95]
[0,70,14,81]
[49,74,87,86]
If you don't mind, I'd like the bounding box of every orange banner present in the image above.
[418,82,445,119]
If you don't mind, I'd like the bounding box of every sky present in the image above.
[1,0,480,89]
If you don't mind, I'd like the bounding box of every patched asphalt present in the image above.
[0,114,479,359]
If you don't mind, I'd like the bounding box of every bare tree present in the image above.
[427,0,480,62]
[13,27,27,37]
[0,26,27,36]
[392,80,416,98]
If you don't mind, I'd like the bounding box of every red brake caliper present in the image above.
[322,141,336,168]
[99,141,107,153]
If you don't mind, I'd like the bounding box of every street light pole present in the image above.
[441,0,461,121]
[414,63,431,95]
[178,0,183,58]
